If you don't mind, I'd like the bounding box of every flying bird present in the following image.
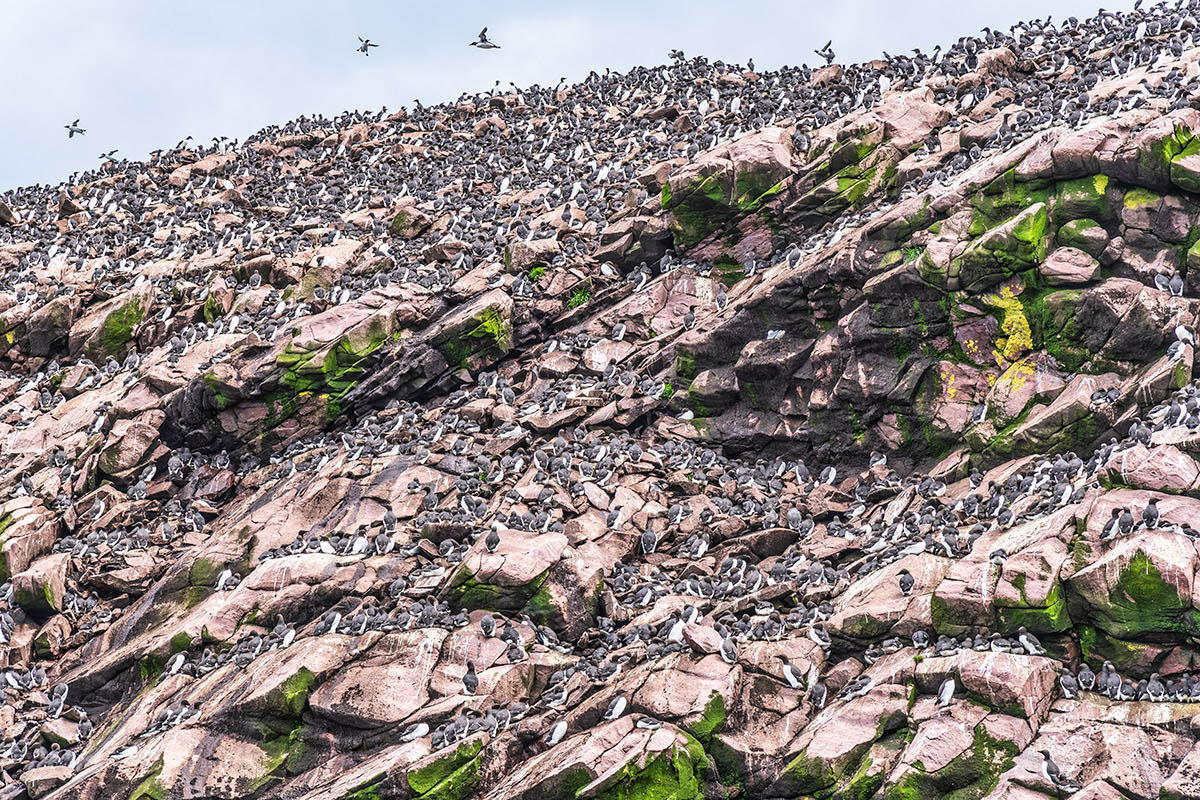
[814,40,836,65]
[470,27,501,49]
[357,37,380,55]
[65,119,85,138]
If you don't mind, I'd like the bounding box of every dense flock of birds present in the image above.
[2,0,1200,792]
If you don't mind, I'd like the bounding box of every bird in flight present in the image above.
[64,119,86,138]
[470,27,500,49]
[814,40,836,65]
[98,150,118,161]
[357,36,379,55]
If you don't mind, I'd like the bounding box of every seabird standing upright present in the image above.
[462,662,479,695]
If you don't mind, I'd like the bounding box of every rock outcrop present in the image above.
[5,3,1200,799]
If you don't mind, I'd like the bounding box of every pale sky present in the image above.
[0,0,1138,189]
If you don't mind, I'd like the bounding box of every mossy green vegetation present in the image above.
[268,318,393,428]
[568,286,591,309]
[1092,550,1200,637]
[594,735,712,800]
[997,580,1071,634]
[686,692,726,742]
[449,567,550,613]
[885,722,1017,800]
[253,725,307,793]
[128,757,168,800]
[99,296,146,356]
[408,740,484,800]
[270,668,315,718]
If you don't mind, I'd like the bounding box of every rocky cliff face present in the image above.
[6,4,1200,800]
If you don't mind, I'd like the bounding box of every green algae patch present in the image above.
[734,173,784,211]
[128,757,168,800]
[782,741,871,797]
[269,320,392,427]
[593,736,711,800]
[521,578,558,629]
[686,691,727,743]
[1088,550,1200,638]
[969,169,1051,235]
[886,722,1017,800]
[1055,174,1110,222]
[1124,187,1160,211]
[408,740,484,798]
[448,566,549,614]
[997,581,1071,634]
[98,296,146,356]
[342,784,383,800]
[269,668,315,718]
[252,726,306,793]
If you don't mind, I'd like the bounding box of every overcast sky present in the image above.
[1,0,1138,189]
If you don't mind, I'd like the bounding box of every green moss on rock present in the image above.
[270,668,315,718]
[98,296,146,356]
[594,736,711,800]
[1092,550,1200,637]
[128,757,168,800]
[408,740,484,798]
[686,691,727,743]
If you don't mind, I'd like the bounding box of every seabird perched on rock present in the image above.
[897,569,915,596]
[1142,498,1160,529]
[719,636,738,665]
[809,681,828,710]
[401,722,429,742]
[1037,749,1079,794]
[1076,663,1096,691]
[1017,627,1045,655]
[545,719,567,745]
[937,677,955,708]
[1059,671,1078,699]
[470,27,501,49]
[776,655,806,689]
[462,662,479,695]
[640,529,657,554]
[602,695,628,720]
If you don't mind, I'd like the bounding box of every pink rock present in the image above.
[1040,247,1099,285]
[916,650,1058,722]
[13,553,69,619]
[1102,443,1200,492]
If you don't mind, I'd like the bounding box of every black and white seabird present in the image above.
[937,676,955,708]
[462,662,479,695]
[777,655,806,689]
[603,695,628,720]
[470,27,501,49]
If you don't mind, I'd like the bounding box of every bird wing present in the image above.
[480,27,488,37]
